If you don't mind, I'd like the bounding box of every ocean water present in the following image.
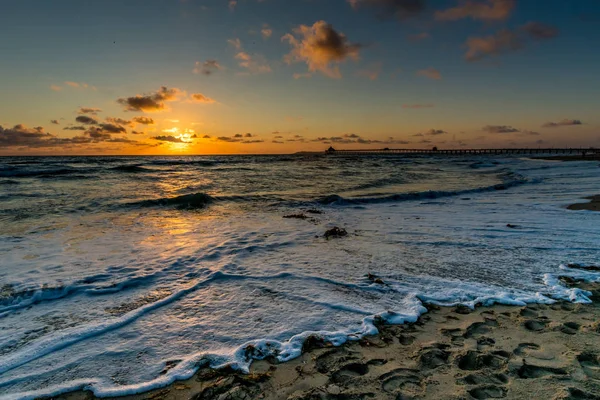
[0,154,599,399]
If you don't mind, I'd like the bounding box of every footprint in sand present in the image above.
[523,320,548,332]
[560,322,581,335]
[562,387,600,400]
[464,319,499,339]
[441,328,464,346]
[459,372,510,386]
[468,385,507,399]
[315,348,360,374]
[577,352,600,381]
[457,350,511,371]
[398,334,416,345]
[379,368,424,397]
[419,343,451,370]
[516,363,568,379]
[330,362,370,384]
[513,342,541,356]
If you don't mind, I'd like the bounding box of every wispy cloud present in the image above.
[435,0,515,21]
[416,67,442,80]
[193,59,223,75]
[542,119,583,128]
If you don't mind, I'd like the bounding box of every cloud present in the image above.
[193,59,223,75]
[50,85,63,92]
[465,29,522,61]
[416,67,442,80]
[105,117,133,127]
[465,22,559,62]
[0,124,141,148]
[117,86,182,112]
[356,62,383,80]
[132,116,155,125]
[78,107,102,115]
[435,0,515,21]
[75,116,98,125]
[282,20,361,79]
[482,125,519,133]
[50,120,60,125]
[517,130,540,136]
[229,0,237,11]
[272,140,284,144]
[423,129,447,135]
[235,52,272,74]
[521,22,559,39]
[244,133,254,137]
[215,135,263,144]
[311,134,410,145]
[293,73,312,79]
[203,135,211,139]
[97,123,127,134]
[261,24,273,39]
[228,38,242,50]
[152,135,190,143]
[190,93,216,103]
[402,104,434,108]
[131,130,145,135]
[63,126,87,131]
[542,119,583,128]
[348,0,426,20]
[0,124,52,147]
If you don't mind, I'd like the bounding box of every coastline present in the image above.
[61,281,600,400]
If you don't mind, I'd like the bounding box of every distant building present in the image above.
[325,146,336,154]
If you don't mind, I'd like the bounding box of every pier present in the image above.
[324,146,598,156]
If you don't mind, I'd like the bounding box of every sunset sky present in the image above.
[1,0,599,155]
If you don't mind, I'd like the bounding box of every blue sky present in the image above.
[1,0,599,154]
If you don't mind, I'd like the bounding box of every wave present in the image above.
[0,168,84,178]
[133,192,215,210]
[144,159,216,167]
[1,265,598,400]
[316,174,528,205]
[0,179,19,185]
[110,165,153,173]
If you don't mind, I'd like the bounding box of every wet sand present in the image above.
[568,196,600,212]
[63,282,600,400]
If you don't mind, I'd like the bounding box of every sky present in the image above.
[0,0,599,155]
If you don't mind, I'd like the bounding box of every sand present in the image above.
[568,196,600,212]
[62,281,600,400]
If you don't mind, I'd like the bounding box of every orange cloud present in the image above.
[117,86,183,112]
[435,0,515,21]
[282,20,361,79]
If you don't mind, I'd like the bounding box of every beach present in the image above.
[61,280,600,400]
[1,155,600,400]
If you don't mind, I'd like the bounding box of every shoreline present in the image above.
[59,281,600,400]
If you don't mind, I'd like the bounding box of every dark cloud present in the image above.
[203,134,211,139]
[77,107,102,115]
[105,117,133,127]
[283,21,361,78]
[132,116,155,125]
[152,135,190,143]
[482,125,519,133]
[272,140,284,144]
[75,115,98,125]
[215,135,264,144]
[98,123,127,134]
[435,0,514,21]
[542,119,583,128]
[131,130,145,135]
[311,135,410,145]
[193,59,223,75]
[117,86,182,112]
[244,133,254,137]
[348,0,426,20]
[63,126,87,131]
[50,120,60,125]
[0,124,142,148]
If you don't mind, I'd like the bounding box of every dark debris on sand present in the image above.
[324,227,348,239]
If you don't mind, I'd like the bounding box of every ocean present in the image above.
[0,154,599,399]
